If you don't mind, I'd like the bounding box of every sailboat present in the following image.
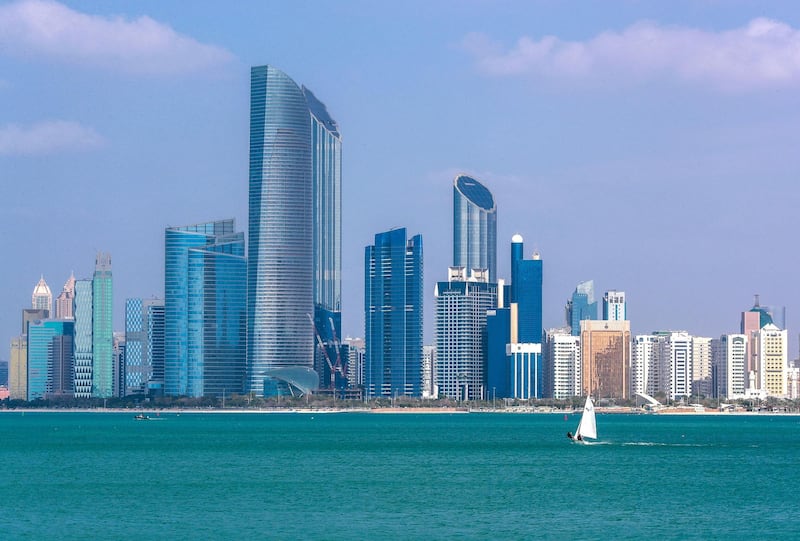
[571,396,597,443]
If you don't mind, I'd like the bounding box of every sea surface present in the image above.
[1,411,799,540]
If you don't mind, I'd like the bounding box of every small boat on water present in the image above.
[134,413,150,421]
[567,396,597,444]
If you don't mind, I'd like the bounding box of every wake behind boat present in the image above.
[567,396,597,444]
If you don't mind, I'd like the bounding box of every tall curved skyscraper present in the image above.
[248,65,341,396]
[453,174,496,281]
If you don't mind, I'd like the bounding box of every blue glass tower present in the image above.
[27,319,73,400]
[249,65,342,396]
[567,280,597,336]
[125,298,144,395]
[147,302,165,396]
[365,228,423,397]
[124,297,164,395]
[486,308,511,399]
[453,174,497,281]
[305,87,343,390]
[165,220,246,397]
[510,236,543,344]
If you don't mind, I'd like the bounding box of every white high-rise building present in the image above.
[632,335,660,397]
[664,332,692,400]
[545,329,580,399]
[712,334,747,400]
[343,337,364,389]
[32,276,52,314]
[787,366,800,399]
[602,290,626,321]
[422,345,436,399]
[435,267,498,401]
[635,332,711,401]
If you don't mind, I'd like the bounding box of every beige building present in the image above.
[758,324,787,397]
[579,319,631,399]
[691,336,713,398]
[9,336,27,400]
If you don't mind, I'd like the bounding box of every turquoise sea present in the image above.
[2,411,799,540]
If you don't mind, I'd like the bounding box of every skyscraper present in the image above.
[632,334,660,397]
[31,276,52,314]
[73,279,93,398]
[712,334,747,399]
[27,319,73,400]
[248,65,342,397]
[579,319,631,399]
[92,252,113,398]
[602,290,626,321]
[55,272,76,320]
[9,336,27,400]
[510,235,543,344]
[758,324,787,397]
[545,328,581,399]
[165,220,246,397]
[566,280,597,336]
[365,228,423,398]
[486,306,512,399]
[307,88,343,391]
[453,174,496,281]
[147,302,165,396]
[124,297,164,396]
[435,267,498,400]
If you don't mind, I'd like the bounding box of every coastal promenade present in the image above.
[1,405,797,415]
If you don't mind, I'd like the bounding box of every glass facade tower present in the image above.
[305,87,343,390]
[453,174,496,282]
[165,220,246,397]
[510,235,543,344]
[73,279,93,398]
[435,271,498,400]
[124,297,164,396]
[567,280,597,337]
[92,252,113,398]
[248,65,342,396]
[27,319,74,400]
[365,228,423,397]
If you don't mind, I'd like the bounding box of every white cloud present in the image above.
[462,18,800,91]
[0,120,105,155]
[0,0,233,75]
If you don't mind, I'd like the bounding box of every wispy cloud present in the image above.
[462,18,800,91]
[0,0,233,75]
[0,120,105,155]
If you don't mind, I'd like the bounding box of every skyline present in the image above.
[3,0,800,356]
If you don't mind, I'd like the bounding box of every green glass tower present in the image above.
[92,252,113,398]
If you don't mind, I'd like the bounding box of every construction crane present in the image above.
[328,316,344,384]
[307,313,340,393]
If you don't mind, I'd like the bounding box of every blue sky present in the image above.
[2,0,799,355]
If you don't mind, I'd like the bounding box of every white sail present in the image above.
[575,396,597,440]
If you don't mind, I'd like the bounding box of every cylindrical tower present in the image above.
[452,174,497,281]
[248,65,314,396]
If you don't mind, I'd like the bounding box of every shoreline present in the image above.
[1,407,799,416]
